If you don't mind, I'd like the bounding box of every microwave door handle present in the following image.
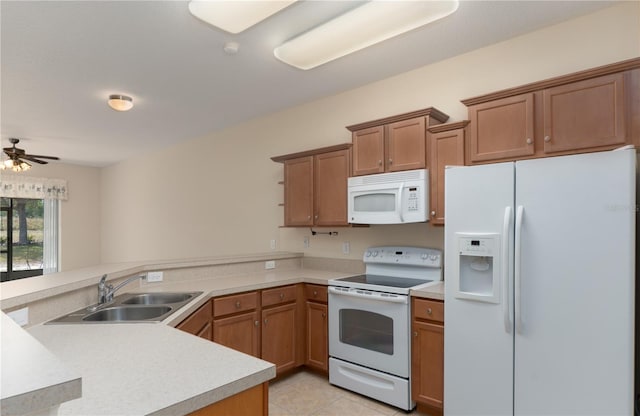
[397,182,404,222]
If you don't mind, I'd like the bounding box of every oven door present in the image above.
[328,286,410,377]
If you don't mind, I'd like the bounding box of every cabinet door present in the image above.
[213,311,260,357]
[387,117,426,172]
[468,93,535,163]
[176,300,212,340]
[352,126,385,176]
[284,156,314,226]
[305,301,328,372]
[428,128,465,225]
[411,321,444,409]
[262,303,297,374]
[543,73,626,154]
[314,149,350,226]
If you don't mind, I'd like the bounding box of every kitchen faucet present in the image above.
[97,274,144,305]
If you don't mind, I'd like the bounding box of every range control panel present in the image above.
[363,246,442,268]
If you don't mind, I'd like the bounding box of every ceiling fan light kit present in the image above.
[274,0,460,70]
[108,94,134,112]
[1,138,59,172]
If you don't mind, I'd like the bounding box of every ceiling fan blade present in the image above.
[23,154,59,160]
[20,156,49,164]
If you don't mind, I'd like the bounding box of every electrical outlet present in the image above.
[146,271,163,282]
[265,260,276,270]
[342,241,350,255]
[304,236,310,248]
[7,307,29,326]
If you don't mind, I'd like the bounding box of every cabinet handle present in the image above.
[307,215,311,220]
[279,293,285,300]
[314,215,318,220]
[322,313,326,318]
[235,301,241,309]
[427,308,432,315]
[388,158,393,165]
[544,135,551,143]
[254,320,259,327]
[413,331,418,338]
[313,290,318,296]
[378,160,382,166]
[264,319,268,325]
[431,211,436,217]
[526,138,533,145]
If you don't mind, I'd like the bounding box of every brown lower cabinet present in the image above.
[186,382,268,416]
[304,284,328,373]
[411,298,444,415]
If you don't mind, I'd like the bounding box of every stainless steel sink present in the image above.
[46,291,203,324]
[83,305,172,322]
[121,292,196,305]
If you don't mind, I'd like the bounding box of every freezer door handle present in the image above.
[515,205,524,334]
[502,206,513,333]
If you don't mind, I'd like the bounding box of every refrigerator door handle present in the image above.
[515,205,524,333]
[502,206,513,333]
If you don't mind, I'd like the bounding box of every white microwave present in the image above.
[347,169,429,224]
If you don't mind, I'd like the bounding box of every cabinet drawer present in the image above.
[262,285,297,307]
[214,292,258,317]
[176,300,212,335]
[305,284,328,303]
[414,299,444,323]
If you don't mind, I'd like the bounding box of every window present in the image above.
[0,197,59,282]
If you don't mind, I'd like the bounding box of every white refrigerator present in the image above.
[444,148,636,415]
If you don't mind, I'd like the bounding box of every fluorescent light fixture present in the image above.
[274,0,459,70]
[188,0,297,34]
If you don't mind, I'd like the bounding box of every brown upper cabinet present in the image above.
[427,121,468,226]
[463,58,640,164]
[347,108,449,176]
[272,144,351,227]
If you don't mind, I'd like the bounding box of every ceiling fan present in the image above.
[1,138,59,172]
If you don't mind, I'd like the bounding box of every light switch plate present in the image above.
[146,271,163,282]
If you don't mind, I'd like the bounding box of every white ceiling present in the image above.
[1,0,618,167]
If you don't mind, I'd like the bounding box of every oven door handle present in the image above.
[328,286,408,304]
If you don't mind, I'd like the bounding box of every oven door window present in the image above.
[339,309,393,355]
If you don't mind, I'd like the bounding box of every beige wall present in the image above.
[100,2,640,263]
[3,163,102,271]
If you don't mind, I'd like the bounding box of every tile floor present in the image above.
[269,370,431,416]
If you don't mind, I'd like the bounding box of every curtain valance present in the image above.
[0,174,68,200]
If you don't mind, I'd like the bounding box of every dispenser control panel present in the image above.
[459,236,497,256]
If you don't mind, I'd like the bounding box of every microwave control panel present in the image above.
[406,187,419,211]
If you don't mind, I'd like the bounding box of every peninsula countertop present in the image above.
[28,323,275,416]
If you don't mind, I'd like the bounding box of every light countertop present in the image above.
[28,323,275,416]
[1,313,81,416]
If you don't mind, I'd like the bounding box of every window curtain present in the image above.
[0,174,68,200]
[43,199,59,274]
[0,174,64,274]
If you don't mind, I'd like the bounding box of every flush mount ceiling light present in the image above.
[274,0,459,70]
[108,94,133,112]
[188,0,297,34]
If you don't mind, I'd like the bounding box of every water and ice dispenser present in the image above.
[454,233,501,303]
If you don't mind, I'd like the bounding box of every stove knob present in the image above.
[421,254,428,260]
[365,251,372,257]
[430,254,438,261]
[371,251,378,257]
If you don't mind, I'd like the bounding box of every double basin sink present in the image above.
[47,291,203,324]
